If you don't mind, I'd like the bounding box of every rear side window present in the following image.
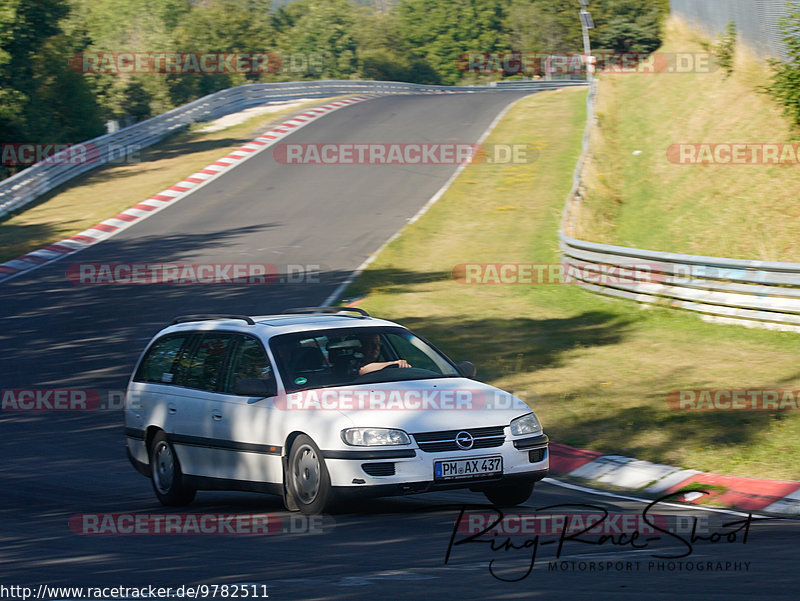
[134,334,190,384]
[184,333,235,392]
[223,336,273,394]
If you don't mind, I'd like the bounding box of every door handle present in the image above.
[212,411,223,421]
[167,403,177,414]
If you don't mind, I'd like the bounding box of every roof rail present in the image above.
[282,306,370,317]
[171,314,255,326]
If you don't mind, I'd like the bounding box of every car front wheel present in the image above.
[483,481,534,506]
[288,434,335,514]
[149,431,196,506]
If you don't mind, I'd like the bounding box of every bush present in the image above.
[766,5,800,128]
[713,21,737,77]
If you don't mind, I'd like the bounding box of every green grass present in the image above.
[574,18,800,261]
[675,483,728,495]
[0,97,341,263]
[344,86,800,480]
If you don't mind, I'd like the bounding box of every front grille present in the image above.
[362,462,396,476]
[412,426,505,453]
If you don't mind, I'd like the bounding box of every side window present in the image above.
[223,336,273,394]
[184,334,234,392]
[385,333,440,373]
[134,334,190,384]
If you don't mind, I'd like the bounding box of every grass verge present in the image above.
[0,97,340,263]
[575,17,800,261]
[344,86,800,480]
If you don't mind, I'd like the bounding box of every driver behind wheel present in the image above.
[356,333,411,375]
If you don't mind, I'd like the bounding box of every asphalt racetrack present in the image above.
[1,91,798,600]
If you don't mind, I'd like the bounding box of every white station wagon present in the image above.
[124,308,549,513]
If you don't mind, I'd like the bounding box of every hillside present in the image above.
[575,18,800,261]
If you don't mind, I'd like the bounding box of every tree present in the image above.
[505,0,583,54]
[0,0,103,178]
[67,0,193,120]
[171,0,273,102]
[396,0,510,85]
[273,0,359,80]
[590,0,669,53]
[353,5,440,83]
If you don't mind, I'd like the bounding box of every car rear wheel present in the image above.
[288,434,335,514]
[149,431,196,506]
[483,481,534,506]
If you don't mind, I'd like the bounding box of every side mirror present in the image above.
[455,361,476,378]
[233,378,277,398]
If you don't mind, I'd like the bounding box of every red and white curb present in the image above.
[549,442,800,515]
[0,95,378,284]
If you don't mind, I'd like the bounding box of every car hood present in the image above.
[282,377,534,432]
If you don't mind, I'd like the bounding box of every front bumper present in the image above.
[323,434,549,494]
[333,469,548,499]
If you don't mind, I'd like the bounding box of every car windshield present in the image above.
[269,326,459,391]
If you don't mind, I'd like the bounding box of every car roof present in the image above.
[158,312,402,339]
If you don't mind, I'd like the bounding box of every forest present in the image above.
[0,0,670,176]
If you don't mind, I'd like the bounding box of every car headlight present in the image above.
[510,412,542,436]
[342,428,411,446]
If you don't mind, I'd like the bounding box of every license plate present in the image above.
[434,456,503,480]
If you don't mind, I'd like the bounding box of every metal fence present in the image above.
[0,79,584,220]
[670,0,796,59]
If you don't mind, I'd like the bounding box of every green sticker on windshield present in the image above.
[294,377,308,385]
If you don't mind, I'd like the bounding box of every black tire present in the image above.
[149,431,196,506]
[287,434,335,515]
[483,481,534,506]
